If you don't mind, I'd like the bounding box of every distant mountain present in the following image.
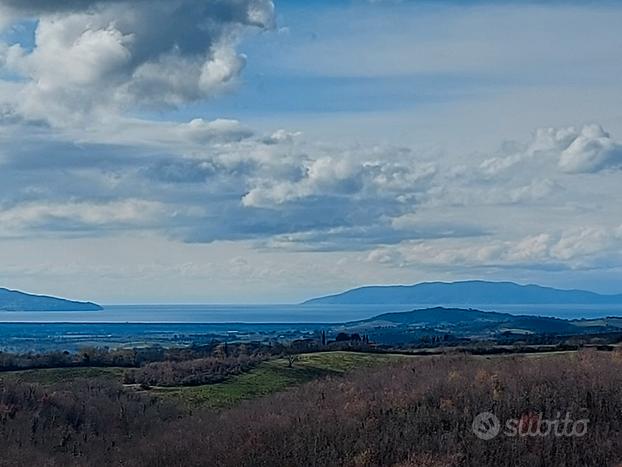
[0,288,102,311]
[304,280,622,305]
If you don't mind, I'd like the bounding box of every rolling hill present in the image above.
[347,306,579,333]
[335,306,597,344]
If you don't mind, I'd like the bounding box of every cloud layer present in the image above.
[1,115,621,268]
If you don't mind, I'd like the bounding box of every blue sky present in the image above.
[0,0,621,303]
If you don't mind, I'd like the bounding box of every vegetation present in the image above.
[0,366,125,385]
[124,353,267,387]
[0,341,277,372]
[152,352,409,408]
[0,349,621,465]
[121,349,622,466]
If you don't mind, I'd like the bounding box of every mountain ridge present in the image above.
[0,288,103,311]
[304,280,622,305]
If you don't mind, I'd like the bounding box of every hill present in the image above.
[304,280,622,305]
[337,306,582,343]
[0,288,102,311]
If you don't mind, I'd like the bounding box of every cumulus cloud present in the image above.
[480,124,622,176]
[558,125,622,173]
[0,0,275,123]
[0,108,620,272]
[366,225,622,272]
[0,116,449,249]
[242,156,436,208]
[261,129,302,145]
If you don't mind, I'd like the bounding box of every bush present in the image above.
[125,354,265,387]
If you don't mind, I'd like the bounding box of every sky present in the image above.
[0,0,621,304]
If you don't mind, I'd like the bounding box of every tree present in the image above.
[335,332,350,342]
[286,353,299,368]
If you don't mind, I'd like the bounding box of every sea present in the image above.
[1,303,622,323]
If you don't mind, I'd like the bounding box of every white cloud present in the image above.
[550,227,615,261]
[0,0,275,124]
[242,153,436,208]
[505,234,552,262]
[507,179,559,204]
[176,118,253,144]
[262,129,302,145]
[366,225,622,272]
[558,125,622,173]
[0,199,172,236]
[478,124,622,177]
[0,117,620,260]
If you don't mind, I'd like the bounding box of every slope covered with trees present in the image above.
[0,350,621,466]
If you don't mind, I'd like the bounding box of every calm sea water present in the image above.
[1,303,622,323]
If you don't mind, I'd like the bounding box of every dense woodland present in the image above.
[0,349,621,466]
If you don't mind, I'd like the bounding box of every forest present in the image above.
[0,347,621,466]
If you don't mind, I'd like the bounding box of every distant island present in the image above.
[0,288,103,312]
[304,280,622,305]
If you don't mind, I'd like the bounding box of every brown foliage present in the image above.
[2,350,622,466]
[126,351,622,467]
[124,354,263,386]
[0,379,180,466]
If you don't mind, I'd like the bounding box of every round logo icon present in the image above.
[472,412,500,440]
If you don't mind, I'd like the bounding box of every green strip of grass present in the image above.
[149,351,411,408]
[0,352,414,409]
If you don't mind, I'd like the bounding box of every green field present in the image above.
[149,351,411,408]
[0,352,411,409]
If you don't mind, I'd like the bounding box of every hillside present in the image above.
[0,288,102,312]
[304,280,622,305]
[336,306,589,344]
